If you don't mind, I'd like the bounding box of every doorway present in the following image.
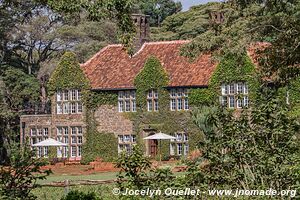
[149,139,158,157]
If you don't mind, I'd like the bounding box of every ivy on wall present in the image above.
[134,56,169,111]
[47,52,90,95]
[85,91,118,110]
[189,53,259,107]
[81,110,118,164]
[130,56,204,160]
[48,52,118,163]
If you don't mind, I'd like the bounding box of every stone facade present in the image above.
[94,105,133,136]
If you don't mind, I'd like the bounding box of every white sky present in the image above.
[179,0,223,11]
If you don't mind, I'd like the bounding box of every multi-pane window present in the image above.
[147,90,159,112]
[56,126,83,158]
[170,89,189,111]
[118,134,136,154]
[170,133,189,156]
[221,82,249,109]
[118,91,136,112]
[56,90,82,114]
[30,127,49,158]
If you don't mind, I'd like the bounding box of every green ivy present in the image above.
[81,110,118,164]
[47,52,90,95]
[189,53,259,106]
[134,56,169,111]
[85,91,118,110]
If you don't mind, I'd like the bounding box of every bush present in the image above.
[61,190,99,200]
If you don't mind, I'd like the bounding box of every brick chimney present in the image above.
[210,11,225,24]
[132,14,150,53]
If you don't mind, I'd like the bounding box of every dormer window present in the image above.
[220,82,249,109]
[56,90,82,114]
[147,90,159,112]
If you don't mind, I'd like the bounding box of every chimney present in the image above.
[210,11,225,24]
[132,14,150,53]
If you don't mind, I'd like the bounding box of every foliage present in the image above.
[134,56,169,111]
[190,53,258,107]
[193,88,300,191]
[135,0,182,27]
[46,0,136,53]
[47,51,90,95]
[61,190,99,200]
[85,91,118,110]
[82,104,118,164]
[152,2,215,41]
[0,142,51,200]
[116,145,151,190]
[32,184,118,200]
[2,68,40,112]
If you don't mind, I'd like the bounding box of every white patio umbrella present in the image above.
[144,132,176,162]
[32,138,68,147]
[32,138,67,158]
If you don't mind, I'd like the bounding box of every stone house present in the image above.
[20,14,257,161]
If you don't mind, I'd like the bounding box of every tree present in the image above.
[136,0,182,26]
[192,89,300,191]
[0,142,51,200]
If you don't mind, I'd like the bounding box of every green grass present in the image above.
[32,184,118,200]
[38,172,118,184]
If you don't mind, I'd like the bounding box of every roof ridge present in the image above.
[81,44,123,66]
[132,40,190,57]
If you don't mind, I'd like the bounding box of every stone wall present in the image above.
[94,105,134,136]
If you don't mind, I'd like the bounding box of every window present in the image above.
[70,102,76,113]
[38,129,43,136]
[77,90,81,100]
[63,103,69,114]
[77,103,83,113]
[78,136,82,144]
[118,134,136,154]
[78,146,82,157]
[57,91,62,101]
[177,143,183,155]
[170,89,189,111]
[63,147,68,158]
[71,90,76,100]
[63,90,69,101]
[184,144,189,156]
[57,126,83,158]
[31,128,36,136]
[30,128,49,148]
[44,128,48,136]
[56,90,83,114]
[44,146,49,158]
[78,127,82,135]
[71,146,77,157]
[147,90,159,112]
[57,127,63,135]
[63,136,69,144]
[170,132,189,157]
[220,83,249,109]
[57,104,62,114]
[118,91,136,112]
[71,136,76,144]
[71,127,76,135]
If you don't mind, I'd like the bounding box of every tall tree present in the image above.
[136,0,182,26]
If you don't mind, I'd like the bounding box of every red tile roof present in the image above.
[81,40,217,90]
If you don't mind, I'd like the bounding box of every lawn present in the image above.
[32,184,118,200]
[38,172,118,184]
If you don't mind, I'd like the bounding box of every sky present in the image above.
[179,0,222,11]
